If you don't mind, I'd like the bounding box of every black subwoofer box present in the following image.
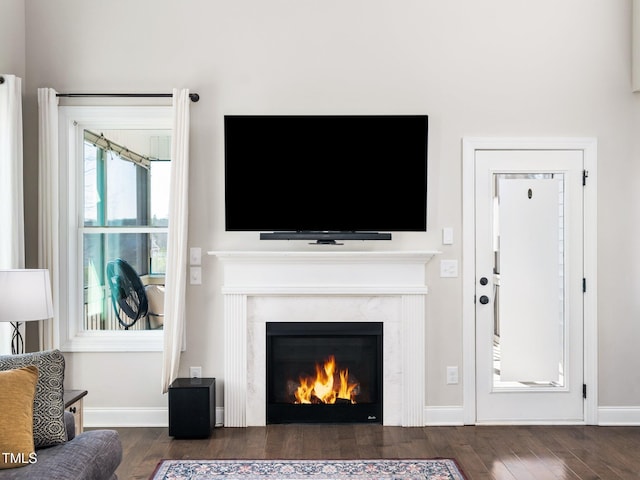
[168,377,216,438]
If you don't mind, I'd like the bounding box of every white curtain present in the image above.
[0,74,25,354]
[161,89,191,393]
[37,88,59,350]
[0,75,25,269]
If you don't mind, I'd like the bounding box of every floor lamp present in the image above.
[0,269,54,354]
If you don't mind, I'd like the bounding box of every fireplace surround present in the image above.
[209,250,438,427]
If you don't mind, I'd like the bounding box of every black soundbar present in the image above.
[260,231,392,245]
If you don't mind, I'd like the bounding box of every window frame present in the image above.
[58,106,172,352]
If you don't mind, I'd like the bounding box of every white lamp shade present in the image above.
[0,269,54,322]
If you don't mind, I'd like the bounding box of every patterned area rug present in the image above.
[150,459,467,480]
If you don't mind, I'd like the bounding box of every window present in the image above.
[83,130,170,331]
[58,107,172,351]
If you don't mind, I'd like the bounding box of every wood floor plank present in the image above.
[266,425,302,459]
[437,428,493,480]
[550,427,625,480]
[519,427,590,480]
[582,427,640,480]
[464,428,517,480]
[504,427,567,480]
[105,424,640,480]
[481,428,540,480]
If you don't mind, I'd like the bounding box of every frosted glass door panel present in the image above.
[494,175,564,388]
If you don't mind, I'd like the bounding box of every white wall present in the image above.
[0,0,25,78]
[16,0,640,422]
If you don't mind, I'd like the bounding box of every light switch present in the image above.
[190,247,202,266]
[442,227,454,245]
[190,267,202,285]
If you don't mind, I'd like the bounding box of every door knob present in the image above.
[479,277,488,285]
[479,295,490,305]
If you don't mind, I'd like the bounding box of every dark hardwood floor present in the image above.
[111,424,640,480]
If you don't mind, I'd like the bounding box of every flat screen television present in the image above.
[224,115,428,244]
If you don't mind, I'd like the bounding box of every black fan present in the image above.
[106,258,149,330]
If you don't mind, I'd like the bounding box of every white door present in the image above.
[475,149,585,423]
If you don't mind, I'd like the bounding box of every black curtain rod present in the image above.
[55,92,200,102]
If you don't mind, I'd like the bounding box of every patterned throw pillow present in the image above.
[0,350,67,447]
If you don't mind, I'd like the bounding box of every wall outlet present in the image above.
[190,366,202,378]
[446,366,459,385]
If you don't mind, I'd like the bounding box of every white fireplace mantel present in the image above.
[208,250,439,427]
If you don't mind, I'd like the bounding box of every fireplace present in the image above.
[209,250,437,426]
[266,322,383,424]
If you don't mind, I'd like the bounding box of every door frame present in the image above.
[462,137,598,425]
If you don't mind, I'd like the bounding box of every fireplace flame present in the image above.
[293,355,359,404]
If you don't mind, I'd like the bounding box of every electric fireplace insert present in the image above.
[266,322,383,424]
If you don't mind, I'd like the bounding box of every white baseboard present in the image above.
[423,406,465,426]
[215,407,224,427]
[598,407,640,426]
[85,407,168,427]
[91,406,640,428]
[84,407,226,428]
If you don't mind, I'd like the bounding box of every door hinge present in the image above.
[583,278,587,293]
[583,384,587,399]
[583,170,589,186]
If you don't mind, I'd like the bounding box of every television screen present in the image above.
[224,115,428,236]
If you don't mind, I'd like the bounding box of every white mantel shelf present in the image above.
[208,250,440,262]
[208,250,440,427]
[208,250,440,294]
